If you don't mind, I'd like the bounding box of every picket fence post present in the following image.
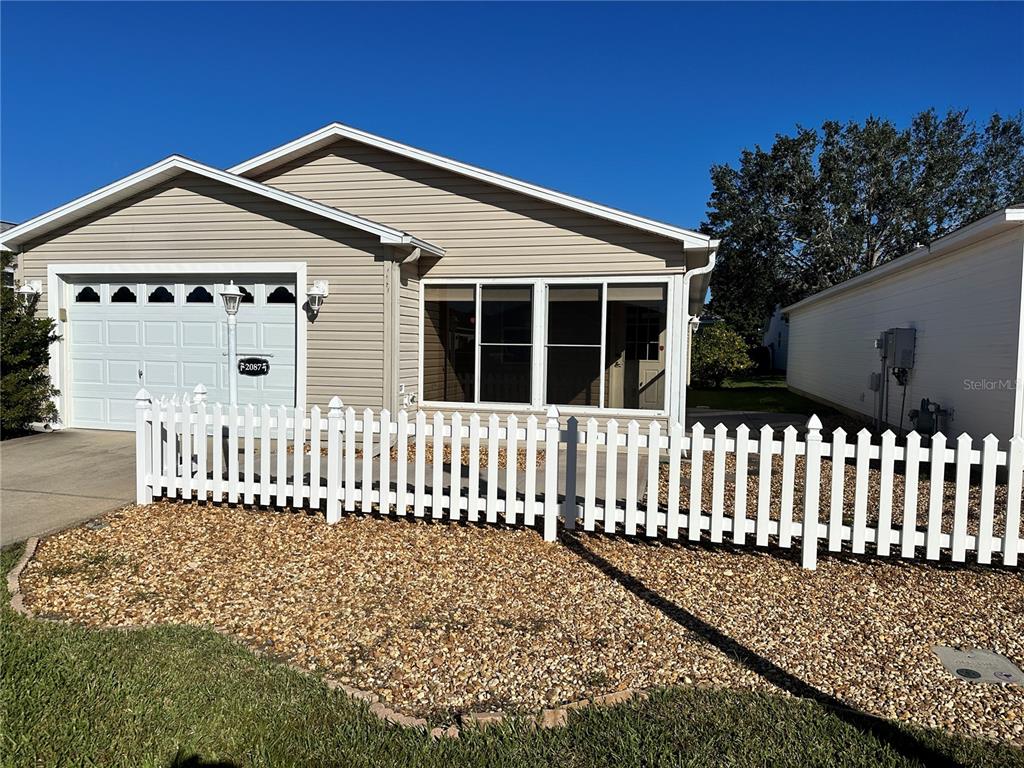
[1004,435,1023,567]
[801,415,822,569]
[564,416,578,531]
[326,397,343,523]
[135,388,153,504]
[543,405,560,542]
[193,384,207,500]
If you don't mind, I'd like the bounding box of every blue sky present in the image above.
[2,2,1022,228]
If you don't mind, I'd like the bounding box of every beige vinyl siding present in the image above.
[397,261,421,407]
[786,227,1024,440]
[253,138,686,277]
[19,172,389,412]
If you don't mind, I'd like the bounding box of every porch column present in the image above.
[667,273,688,426]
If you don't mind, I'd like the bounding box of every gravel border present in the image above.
[16,503,1024,744]
[6,526,644,738]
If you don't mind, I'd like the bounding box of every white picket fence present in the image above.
[134,385,1023,570]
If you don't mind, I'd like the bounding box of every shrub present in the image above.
[1,251,61,437]
[691,323,753,388]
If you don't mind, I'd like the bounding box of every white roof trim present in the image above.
[0,155,446,257]
[784,206,1024,315]
[230,122,718,250]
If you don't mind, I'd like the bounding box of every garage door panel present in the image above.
[71,397,106,424]
[107,321,141,346]
[262,322,295,349]
[68,277,297,429]
[107,398,137,428]
[183,361,219,388]
[143,321,177,346]
[72,321,104,345]
[72,359,106,385]
[263,363,295,391]
[182,321,219,347]
[143,360,179,388]
[108,360,140,385]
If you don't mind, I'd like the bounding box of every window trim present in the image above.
[419,275,673,416]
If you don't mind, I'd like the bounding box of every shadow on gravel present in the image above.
[563,534,965,768]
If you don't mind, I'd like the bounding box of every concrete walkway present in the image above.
[1,430,135,546]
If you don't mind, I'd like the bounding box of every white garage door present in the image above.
[66,276,298,430]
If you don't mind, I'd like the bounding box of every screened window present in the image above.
[110,286,137,303]
[479,286,532,403]
[421,280,668,411]
[604,285,667,410]
[546,286,602,406]
[423,286,476,403]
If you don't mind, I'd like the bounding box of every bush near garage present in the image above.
[691,323,753,388]
[0,250,61,437]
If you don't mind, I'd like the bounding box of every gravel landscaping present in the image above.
[18,501,1024,745]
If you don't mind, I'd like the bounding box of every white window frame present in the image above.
[418,275,675,417]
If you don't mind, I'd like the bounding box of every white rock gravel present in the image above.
[19,501,1024,744]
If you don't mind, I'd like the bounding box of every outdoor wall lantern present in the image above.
[306,280,329,318]
[15,280,40,301]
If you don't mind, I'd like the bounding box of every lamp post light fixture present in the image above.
[220,280,243,406]
[306,280,329,318]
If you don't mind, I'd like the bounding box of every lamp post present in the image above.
[220,280,243,407]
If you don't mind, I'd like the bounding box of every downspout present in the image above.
[676,247,717,428]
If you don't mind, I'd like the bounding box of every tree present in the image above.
[703,110,1024,341]
[1,250,61,436]
[690,324,752,388]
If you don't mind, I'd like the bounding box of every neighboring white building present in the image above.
[784,206,1024,440]
[762,304,789,371]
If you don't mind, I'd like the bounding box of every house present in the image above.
[0,123,718,431]
[761,304,788,372]
[784,206,1024,439]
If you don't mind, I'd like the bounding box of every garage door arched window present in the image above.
[147,286,175,303]
[185,286,214,303]
[110,286,137,303]
[267,285,296,304]
[239,286,255,304]
[74,286,100,303]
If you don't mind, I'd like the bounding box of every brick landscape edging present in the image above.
[7,533,647,739]
[7,536,38,619]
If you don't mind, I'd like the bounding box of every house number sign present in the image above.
[238,357,271,377]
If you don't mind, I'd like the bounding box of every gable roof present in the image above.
[0,155,446,256]
[784,206,1024,315]
[229,122,718,251]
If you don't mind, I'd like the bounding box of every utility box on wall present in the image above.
[883,327,916,369]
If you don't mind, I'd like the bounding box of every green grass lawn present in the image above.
[1,543,1020,768]
[688,374,833,415]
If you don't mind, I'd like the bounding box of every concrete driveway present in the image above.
[1,429,135,546]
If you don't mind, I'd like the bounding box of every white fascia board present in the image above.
[783,208,1024,315]
[229,122,716,250]
[0,155,446,257]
